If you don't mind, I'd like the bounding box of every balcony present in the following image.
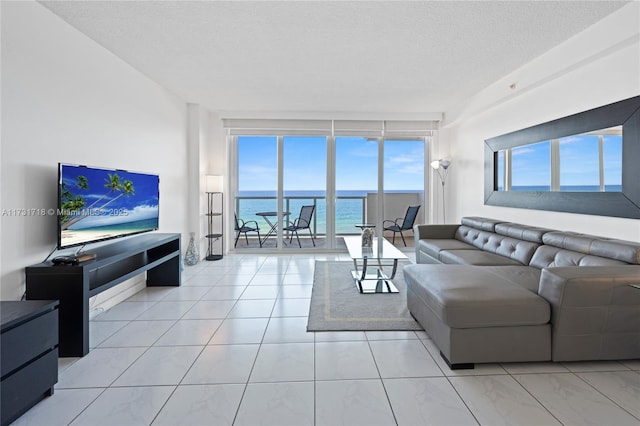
[233,192,422,250]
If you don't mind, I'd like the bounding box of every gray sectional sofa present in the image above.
[403,217,640,369]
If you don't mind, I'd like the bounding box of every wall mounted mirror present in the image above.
[484,96,640,218]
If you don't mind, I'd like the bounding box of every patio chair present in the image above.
[383,205,421,246]
[284,205,316,248]
[234,213,262,247]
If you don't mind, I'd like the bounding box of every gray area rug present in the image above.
[307,261,423,331]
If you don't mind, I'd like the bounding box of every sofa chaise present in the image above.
[403,217,640,369]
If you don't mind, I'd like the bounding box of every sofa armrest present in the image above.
[413,224,460,240]
[538,266,640,361]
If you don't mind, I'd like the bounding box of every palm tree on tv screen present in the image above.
[61,173,135,230]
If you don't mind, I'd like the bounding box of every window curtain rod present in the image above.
[222,118,437,137]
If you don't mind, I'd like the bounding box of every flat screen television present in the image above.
[58,163,160,249]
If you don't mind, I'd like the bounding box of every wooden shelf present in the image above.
[206,192,223,260]
[26,233,181,357]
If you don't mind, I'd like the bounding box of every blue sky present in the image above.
[560,134,621,186]
[61,164,159,227]
[238,132,622,192]
[511,141,551,186]
[508,133,622,187]
[238,136,424,192]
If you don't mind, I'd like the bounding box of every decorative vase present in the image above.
[361,226,374,248]
[184,232,199,266]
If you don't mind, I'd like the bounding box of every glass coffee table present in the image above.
[344,236,408,294]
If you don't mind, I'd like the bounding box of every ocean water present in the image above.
[237,190,418,235]
[507,185,622,192]
[61,218,159,247]
[69,218,159,231]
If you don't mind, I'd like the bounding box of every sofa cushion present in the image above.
[482,266,542,293]
[591,238,640,265]
[454,227,539,265]
[495,223,552,244]
[530,245,628,269]
[403,265,550,328]
[439,249,523,266]
[542,232,640,265]
[455,226,491,246]
[418,239,477,260]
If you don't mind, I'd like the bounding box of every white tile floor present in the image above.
[13,253,640,426]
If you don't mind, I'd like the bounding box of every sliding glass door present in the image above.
[233,132,427,251]
[236,136,277,248]
[333,137,425,247]
[283,136,327,248]
[382,139,425,245]
[335,136,378,244]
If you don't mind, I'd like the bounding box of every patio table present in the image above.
[256,211,290,246]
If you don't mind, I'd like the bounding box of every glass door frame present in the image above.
[325,135,430,250]
[229,134,430,252]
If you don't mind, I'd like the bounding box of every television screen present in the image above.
[58,163,159,249]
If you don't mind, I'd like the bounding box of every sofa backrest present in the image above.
[457,217,640,268]
[494,223,552,244]
[455,225,540,265]
[460,217,503,232]
[529,231,640,268]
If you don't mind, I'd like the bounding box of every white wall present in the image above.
[440,2,640,242]
[186,103,211,261]
[0,1,190,301]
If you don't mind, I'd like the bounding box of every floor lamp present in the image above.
[430,159,451,223]
[205,175,224,261]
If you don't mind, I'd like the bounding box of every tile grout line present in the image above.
[572,370,640,421]
[62,252,638,426]
[509,372,565,425]
[229,273,283,425]
[364,335,399,425]
[415,336,482,425]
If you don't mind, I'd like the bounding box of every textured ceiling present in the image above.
[39,1,628,115]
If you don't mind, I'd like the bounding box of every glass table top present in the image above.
[344,236,407,260]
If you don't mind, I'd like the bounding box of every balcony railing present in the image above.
[235,195,367,237]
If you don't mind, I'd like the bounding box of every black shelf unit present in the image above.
[206,191,223,260]
[1,300,59,426]
[25,233,181,357]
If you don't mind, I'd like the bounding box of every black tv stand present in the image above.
[26,233,181,357]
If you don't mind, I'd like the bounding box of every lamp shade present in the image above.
[205,175,223,193]
[430,159,451,170]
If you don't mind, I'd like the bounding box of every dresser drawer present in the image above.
[1,309,58,377]
[1,348,58,426]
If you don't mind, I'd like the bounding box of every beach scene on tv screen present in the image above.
[60,165,159,247]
